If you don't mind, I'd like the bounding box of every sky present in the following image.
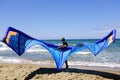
[0,0,120,39]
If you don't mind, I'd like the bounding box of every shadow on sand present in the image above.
[24,68,120,80]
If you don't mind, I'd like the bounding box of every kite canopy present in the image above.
[2,27,116,70]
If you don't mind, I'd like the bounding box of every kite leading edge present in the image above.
[2,27,116,70]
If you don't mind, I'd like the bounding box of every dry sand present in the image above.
[0,63,120,80]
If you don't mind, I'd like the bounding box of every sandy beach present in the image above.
[0,62,119,80]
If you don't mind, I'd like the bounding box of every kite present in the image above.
[2,27,116,70]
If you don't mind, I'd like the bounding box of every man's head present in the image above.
[61,37,65,42]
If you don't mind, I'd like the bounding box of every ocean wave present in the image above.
[0,42,7,47]
[26,49,48,53]
[0,47,11,51]
[69,61,120,68]
[0,42,10,51]
[0,56,120,68]
[0,56,53,65]
[75,52,90,55]
[0,43,90,54]
[0,56,21,63]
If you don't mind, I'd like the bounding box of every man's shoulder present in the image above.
[63,41,68,45]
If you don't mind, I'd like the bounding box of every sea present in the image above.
[0,39,120,68]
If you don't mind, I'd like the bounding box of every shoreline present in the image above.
[0,62,120,80]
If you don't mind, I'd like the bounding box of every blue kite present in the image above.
[2,27,116,70]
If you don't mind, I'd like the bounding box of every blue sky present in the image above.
[0,0,120,39]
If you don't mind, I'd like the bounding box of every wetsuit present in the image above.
[62,41,68,69]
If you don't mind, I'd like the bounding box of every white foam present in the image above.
[2,58,21,63]
[0,42,7,46]
[0,42,11,51]
[0,56,120,68]
[0,47,11,51]
[0,57,21,63]
[26,49,48,53]
[0,56,53,65]
[68,61,120,68]
[75,52,90,55]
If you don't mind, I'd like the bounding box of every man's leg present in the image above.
[65,60,68,69]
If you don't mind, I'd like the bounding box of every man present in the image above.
[59,37,69,69]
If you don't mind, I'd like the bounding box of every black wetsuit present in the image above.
[62,41,68,50]
[62,41,68,69]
